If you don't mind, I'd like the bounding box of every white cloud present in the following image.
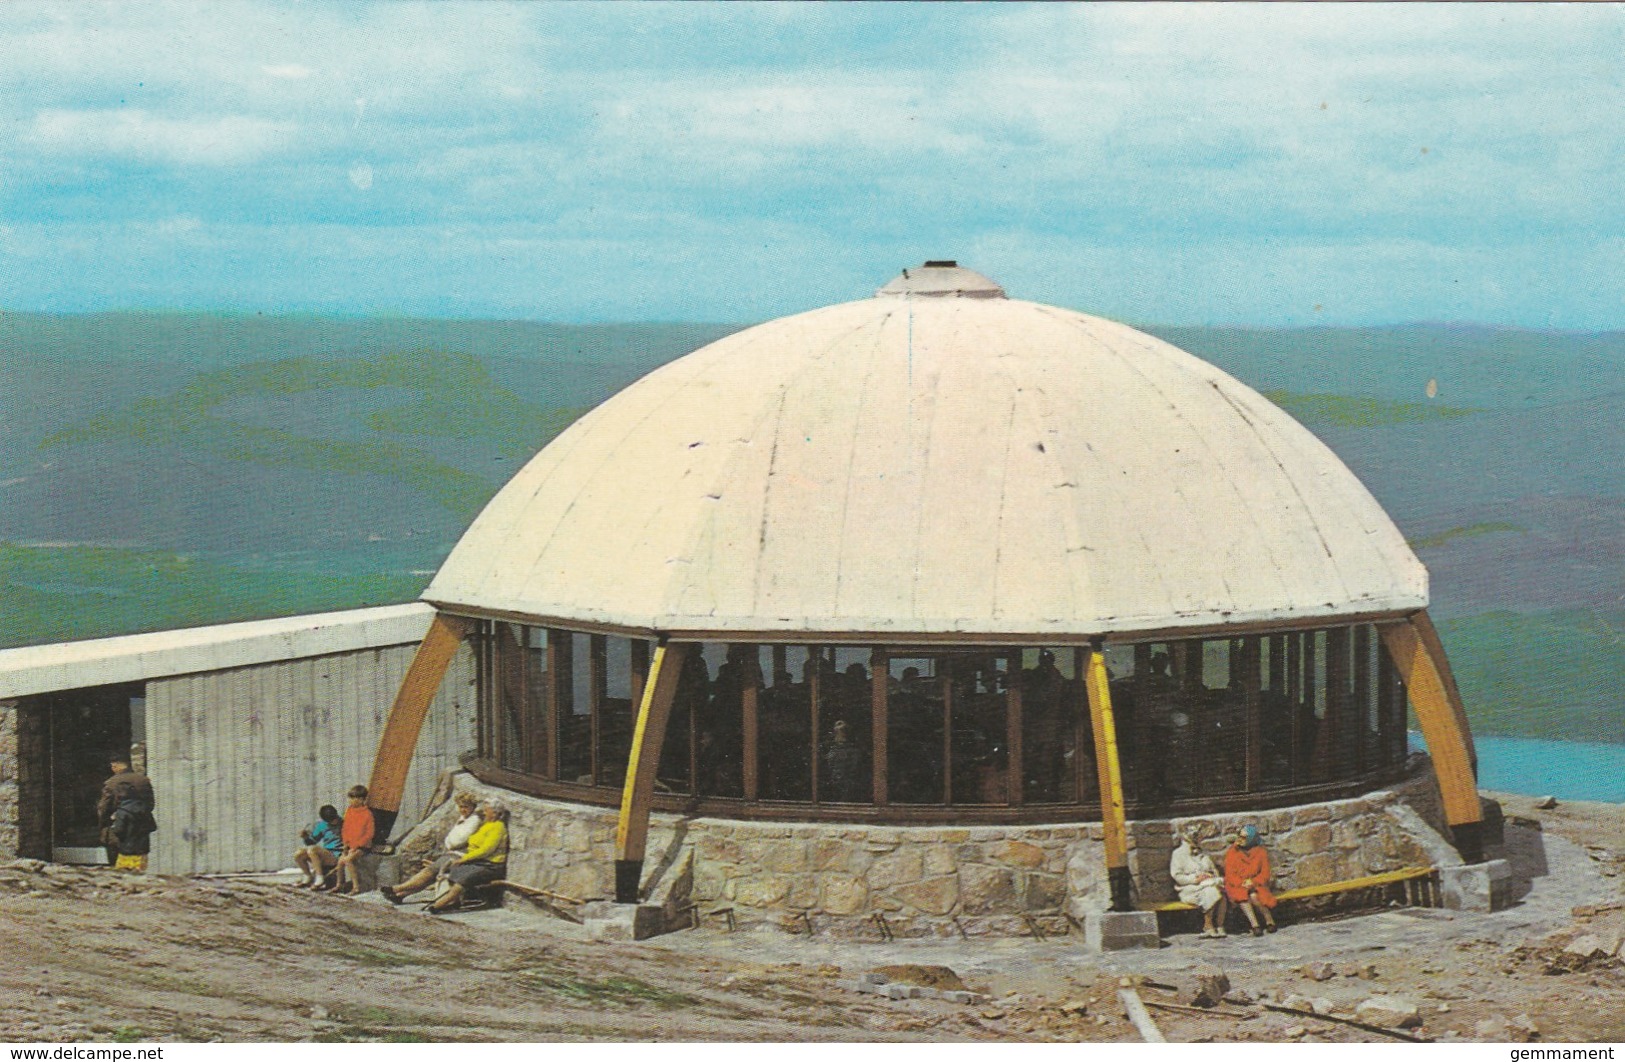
[30,108,297,166]
[262,64,315,80]
[348,161,374,191]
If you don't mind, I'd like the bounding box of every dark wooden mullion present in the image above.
[1005,651,1023,807]
[1287,633,1303,784]
[740,646,760,802]
[1073,647,1089,805]
[1326,627,1350,778]
[871,648,888,806]
[809,648,822,804]
[547,629,568,782]
[1242,636,1262,791]
[1353,625,1372,773]
[589,633,607,787]
[941,665,953,806]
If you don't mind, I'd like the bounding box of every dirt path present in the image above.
[3,795,1621,1043]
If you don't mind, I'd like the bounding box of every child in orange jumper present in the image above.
[329,785,375,896]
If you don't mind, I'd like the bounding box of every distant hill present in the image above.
[1,312,1619,745]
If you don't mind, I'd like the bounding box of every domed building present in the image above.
[368,263,1485,935]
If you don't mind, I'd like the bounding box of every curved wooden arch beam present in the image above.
[367,612,471,842]
[1084,641,1133,912]
[1411,609,1477,775]
[614,641,690,903]
[1380,617,1483,864]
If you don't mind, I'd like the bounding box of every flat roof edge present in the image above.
[0,603,435,699]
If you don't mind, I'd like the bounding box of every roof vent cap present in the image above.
[876,261,1006,300]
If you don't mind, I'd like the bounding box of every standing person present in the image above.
[380,793,481,904]
[1223,825,1278,936]
[293,805,344,888]
[425,801,508,915]
[97,759,156,871]
[1170,829,1228,938]
[327,785,375,896]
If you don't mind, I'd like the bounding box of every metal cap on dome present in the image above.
[876,261,1005,299]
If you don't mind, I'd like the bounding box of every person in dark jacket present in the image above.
[97,759,156,870]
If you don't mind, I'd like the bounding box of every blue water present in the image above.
[1414,732,1625,803]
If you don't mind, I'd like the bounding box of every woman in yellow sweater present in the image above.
[426,801,508,914]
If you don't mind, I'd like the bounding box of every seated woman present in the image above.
[1169,828,1228,938]
[380,793,481,904]
[294,805,343,888]
[425,801,508,914]
[1223,825,1278,936]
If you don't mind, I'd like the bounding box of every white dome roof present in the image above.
[427,277,1426,640]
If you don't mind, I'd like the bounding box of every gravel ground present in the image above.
[2,792,1620,1044]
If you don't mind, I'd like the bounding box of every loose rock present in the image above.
[1355,995,1423,1029]
[1303,962,1337,982]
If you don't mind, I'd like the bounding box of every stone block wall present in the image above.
[0,701,16,858]
[0,699,50,861]
[417,758,1456,938]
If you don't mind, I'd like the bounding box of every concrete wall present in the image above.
[146,643,476,875]
[419,758,1457,938]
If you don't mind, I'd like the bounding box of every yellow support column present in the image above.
[1380,617,1484,863]
[614,641,690,903]
[1084,640,1133,911]
[366,613,470,841]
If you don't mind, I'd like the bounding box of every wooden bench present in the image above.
[1151,865,1440,920]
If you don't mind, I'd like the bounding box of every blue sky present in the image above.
[1,2,1621,326]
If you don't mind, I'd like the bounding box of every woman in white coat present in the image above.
[1170,828,1229,938]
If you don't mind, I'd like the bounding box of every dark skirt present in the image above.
[447,859,502,889]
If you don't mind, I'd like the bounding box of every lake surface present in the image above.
[1416,732,1625,803]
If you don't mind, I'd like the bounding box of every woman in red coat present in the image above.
[1223,825,1278,936]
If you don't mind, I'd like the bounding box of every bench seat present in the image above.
[1150,865,1437,913]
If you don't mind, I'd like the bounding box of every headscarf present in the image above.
[1239,824,1260,848]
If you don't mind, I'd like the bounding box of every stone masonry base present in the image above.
[393,756,1460,939]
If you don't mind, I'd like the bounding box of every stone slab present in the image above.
[581,902,667,942]
[1084,910,1162,952]
[1439,859,1514,912]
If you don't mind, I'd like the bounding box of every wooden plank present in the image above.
[1276,865,1434,902]
[870,648,888,805]
[615,642,691,872]
[1379,619,1481,832]
[1118,988,1166,1044]
[366,614,470,820]
[1085,644,1131,908]
[1005,651,1023,806]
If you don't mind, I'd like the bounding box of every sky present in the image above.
[0,2,1621,327]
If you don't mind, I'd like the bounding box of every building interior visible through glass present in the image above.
[469,621,1409,822]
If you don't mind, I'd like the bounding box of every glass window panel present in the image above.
[950,654,1008,805]
[696,644,745,798]
[818,648,873,803]
[596,637,639,790]
[887,656,943,804]
[759,647,812,800]
[1021,649,1078,804]
[554,631,591,784]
